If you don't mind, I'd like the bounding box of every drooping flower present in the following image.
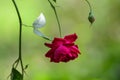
[45,33,81,63]
[33,13,50,40]
[33,13,46,28]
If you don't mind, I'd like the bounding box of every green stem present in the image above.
[12,0,24,78]
[48,0,62,37]
[22,24,33,27]
[85,0,92,12]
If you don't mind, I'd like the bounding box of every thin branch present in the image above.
[48,0,62,37]
[85,0,92,12]
[12,0,24,78]
[22,24,33,27]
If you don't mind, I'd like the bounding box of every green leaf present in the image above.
[11,68,23,80]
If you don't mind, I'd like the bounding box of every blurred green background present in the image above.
[0,0,120,80]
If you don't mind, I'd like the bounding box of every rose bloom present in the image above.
[45,33,81,63]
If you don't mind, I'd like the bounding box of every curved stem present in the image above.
[48,0,62,37]
[12,0,24,78]
[22,24,33,27]
[54,8,62,37]
[85,0,92,12]
[12,58,19,68]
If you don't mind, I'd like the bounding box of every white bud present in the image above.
[33,13,46,28]
[33,28,44,37]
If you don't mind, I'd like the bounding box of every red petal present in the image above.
[44,43,53,48]
[52,38,65,47]
[54,45,70,62]
[70,52,78,60]
[45,48,55,57]
[52,38,65,44]
[70,45,80,54]
[64,33,78,43]
[64,43,74,47]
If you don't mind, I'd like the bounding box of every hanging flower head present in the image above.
[33,13,50,40]
[45,33,81,63]
[33,13,46,28]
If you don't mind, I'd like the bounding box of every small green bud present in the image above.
[88,12,95,24]
[24,64,29,70]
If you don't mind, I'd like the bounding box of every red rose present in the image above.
[44,33,81,63]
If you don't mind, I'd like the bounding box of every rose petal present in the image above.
[52,38,65,47]
[64,33,77,43]
[70,45,80,54]
[45,48,55,57]
[64,43,74,47]
[70,52,78,60]
[54,45,70,62]
[44,43,53,48]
